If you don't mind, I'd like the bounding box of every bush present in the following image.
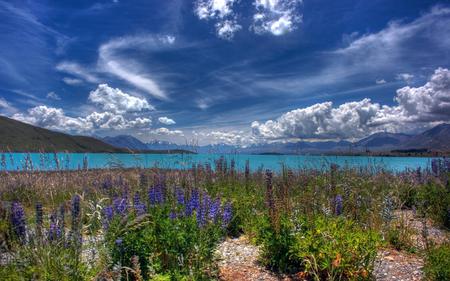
[417,181,450,229]
[424,243,450,281]
[259,214,381,280]
[103,187,232,280]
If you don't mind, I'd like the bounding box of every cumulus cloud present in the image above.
[12,106,89,132]
[88,84,153,114]
[46,91,60,100]
[376,79,386,85]
[194,0,241,39]
[195,0,237,19]
[98,35,174,100]
[252,67,450,140]
[252,0,303,36]
[216,19,242,40]
[194,0,302,38]
[158,116,176,125]
[204,130,257,146]
[151,127,184,136]
[12,105,152,133]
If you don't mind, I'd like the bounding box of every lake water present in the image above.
[0,153,436,173]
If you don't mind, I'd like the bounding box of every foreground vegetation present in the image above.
[0,157,449,280]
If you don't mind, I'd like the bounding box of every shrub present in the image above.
[417,181,450,229]
[424,243,450,281]
[103,187,232,280]
[259,214,381,280]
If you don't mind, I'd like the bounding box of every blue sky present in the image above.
[1,0,450,145]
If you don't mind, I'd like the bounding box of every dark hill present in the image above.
[102,135,148,150]
[0,116,126,153]
[355,132,413,151]
[403,123,450,151]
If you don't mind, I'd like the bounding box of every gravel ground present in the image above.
[215,210,449,281]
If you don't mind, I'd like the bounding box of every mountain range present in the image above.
[102,123,450,155]
[0,114,448,154]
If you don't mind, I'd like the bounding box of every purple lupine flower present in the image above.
[115,238,123,246]
[71,195,81,223]
[209,197,221,222]
[169,210,177,220]
[11,202,26,242]
[102,205,114,230]
[102,176,113,190]
[186,189,200,216]
[48,222,58,241]
[222,201,232,228]
[334,195,343,216]
[104,205,114,221]
[113,197,128,216]
[198,193,211,227]
[48,212,61,241]
[133,193,146,215]
[176,187,185,206]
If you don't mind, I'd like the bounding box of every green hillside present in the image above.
[0,116,127,153]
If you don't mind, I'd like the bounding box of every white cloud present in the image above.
[252,67,450,140]
[12,105,89,132]
[196,98,211,110]
[158,116,176,125]
[334,7,450,69]
[46,91,61,100]
[88,84,153,114]
[204,130,257,146]
[56,62,99,83]
[151,127,184,136]
[376,79,387,84]
[62,77,83,85]
[216,20,242,40]
[0,97,18,114]
[195,0,237,19]
[253,6,450,95]
[194,0,241,39]
[396,73,414,83]
[12,105,152,133]
[252,0,303,36]
[98,35,173,100]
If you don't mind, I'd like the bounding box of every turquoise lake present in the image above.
[1,153,436,173]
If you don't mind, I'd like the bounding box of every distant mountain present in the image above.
[0,116,126,153]
[99,123,450,155]
[403,123,450,151]
[103,135,148,150]
[354,132,413,151]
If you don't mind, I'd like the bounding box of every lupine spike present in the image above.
[11,202,26,243]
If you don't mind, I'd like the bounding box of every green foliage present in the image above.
[417,181,450,228]
[105,206,223,280]
[0,241,96,280]
[424,243,450,281]
[259,214,381,280]
[386,219,417,253]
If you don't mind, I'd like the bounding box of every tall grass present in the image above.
[0,157,449,280]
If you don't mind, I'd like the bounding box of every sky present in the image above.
[1,0,450,146]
